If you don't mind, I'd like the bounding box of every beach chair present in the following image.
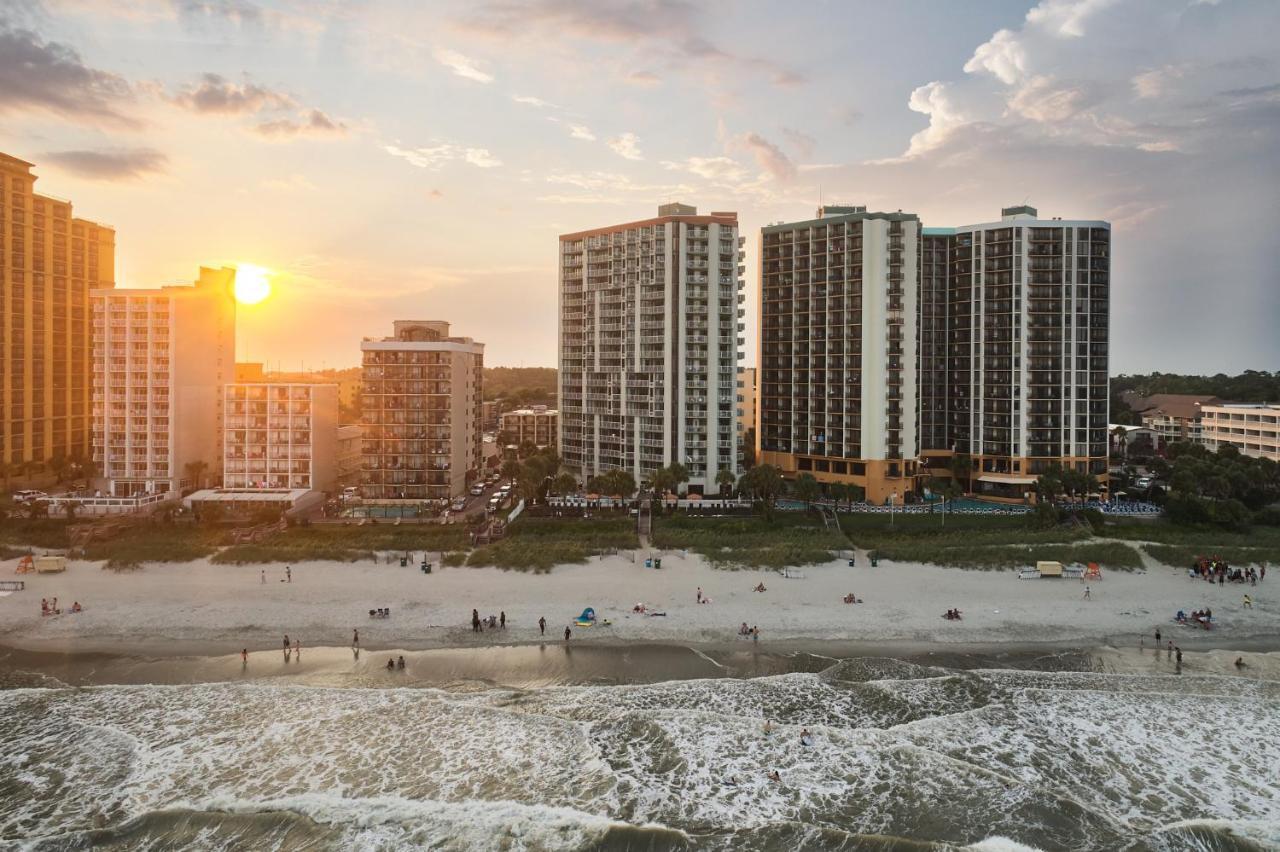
[1017,567,1040,580]
[1084,562,1102,580]
[780,567,806,579]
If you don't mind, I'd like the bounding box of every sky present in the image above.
[2,0,1277,373]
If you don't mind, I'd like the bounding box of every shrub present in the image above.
[1253,507,1280,527]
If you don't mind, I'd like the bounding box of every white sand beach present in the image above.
[3,549,1275,657]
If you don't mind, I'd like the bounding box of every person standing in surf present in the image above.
[564,626,571,642]
[539,616,546,636]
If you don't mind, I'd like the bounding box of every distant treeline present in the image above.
[1111,370,1279,423]
[484,367,557,404]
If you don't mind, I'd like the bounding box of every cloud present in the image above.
[567,123,596,141]
[41,147,166,180]
[385,143,503,170]
[607,132,642,160]
[170,72,293,113]
[255,108,347,138]
[512,94,553,107]
[661,156,747,182]
[455,1,802,86]
[172,0,262,26]
[733,132,797,181]
[0,22,137,127]
[434,48,494,83]
[626,70,661,87]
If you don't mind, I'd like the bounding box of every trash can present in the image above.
[422,562,432,574]
[654,558,662,570]
[400,556,407,567]
[848,558,856,567]
[870,552,878,567]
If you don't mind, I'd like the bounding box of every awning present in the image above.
[976,474,1038,485]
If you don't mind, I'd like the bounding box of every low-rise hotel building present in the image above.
[500,405,558,449]
[1200,403,1280,460]
[223,383,338,491]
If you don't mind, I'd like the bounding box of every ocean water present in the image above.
[2,650,1278,851]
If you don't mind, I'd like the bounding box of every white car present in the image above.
[470,484,485,496]
[451,498,467,512]
[12,490,47,504]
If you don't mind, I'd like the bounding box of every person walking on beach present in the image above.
[352,628,359,649]
[1082,585,1091,600]
[696,587,703,604]
[752,625,759,644]
[1243,594,1253,609]
[564,626,571,642]
[261,569,266,585]
[293,638,300,660]
[500,611,506,629]
[539,616,546,636]
[472,609,481,633]
[286,565,292,584]
[1167,640,1173,657]
[241,648,248,665]
[1175,646,1183,664]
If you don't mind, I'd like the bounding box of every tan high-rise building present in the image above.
[735,366,757,438]
[91,267,236,496]
[1,153,116,483]
[223,383,339,491]
[360,321,483,502]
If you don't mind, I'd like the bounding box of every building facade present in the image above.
[223,382,339,492]
[500,405,558,449]
[1200,403,1280,460]
[736,366,757,438]
[758,207,921,504]
[757,205,1111,503]
[359,321,483,502]
[1,153,115,483]
[558,203,745,492]
[336,424,363,486]
[1132,394,1220,448]
[91,267,236,496]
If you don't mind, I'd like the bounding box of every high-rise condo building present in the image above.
[931,207,1111,497]
[91,267,236,496]
[758,205,1110,503]
[223,383,339,491]
[1,153,116,483]
[736,366,757,438]
[359,321,483,503]
[759,207,921,504]
[558,203,745,492]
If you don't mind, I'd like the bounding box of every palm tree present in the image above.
[184,459,209,491]
[793,472,820,508]
[63,499,82,522]
[715,468,736,497]
[500,459,522,482]
[551,472,578,496]
[738,464,784,522]
[650,467,675,498]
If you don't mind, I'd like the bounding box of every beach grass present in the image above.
[652,513,850,569]
[466,517,638,572]
[871,540,1144,571]
[0,518,70,549]
[1099,520,1280,548]
[839,512,1088,550]
[83,526,223,569]
[212,524,471,564]
[1142,544,1280,569]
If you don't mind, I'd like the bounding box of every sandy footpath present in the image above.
[1,549,1275,656]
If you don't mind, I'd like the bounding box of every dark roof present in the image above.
[1133,394,1223,420]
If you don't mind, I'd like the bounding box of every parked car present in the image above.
[12,490,47,504]
[488,495,503,511]
[451,498,467,512]
[470,484,485,496]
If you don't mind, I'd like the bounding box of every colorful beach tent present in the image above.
[574,607,597,626]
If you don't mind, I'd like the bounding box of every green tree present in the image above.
[62,499,82,522]
[588,469,635,499]
[948,453,973,494]
[184,459,209,490]
[517,440,538,460]
[500,459,522,482]
[792,472,820,508]
[1035,464,1064,504]
[551,472,578,496]
[738,464,784,522]
[715,468,736,497]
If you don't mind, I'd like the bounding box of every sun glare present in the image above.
[234,264,272,305]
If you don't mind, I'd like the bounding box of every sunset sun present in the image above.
[234,264,272,305]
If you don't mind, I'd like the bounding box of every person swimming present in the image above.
[800,727,813,746]
[1235,657,1247,668]
[386,658,395,670]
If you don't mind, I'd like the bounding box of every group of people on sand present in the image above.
[281,634,302,660]
[942,608,963,620]
[738,622,760,641]
[842,592,863,604]
[1174,608,1214,629]
[1191,557,1263,586]
[386,655,406,671]
[471,609,507,632]
[40,598,81,616]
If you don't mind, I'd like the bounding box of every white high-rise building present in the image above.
[91,267,236,496]
[558,203,745,492]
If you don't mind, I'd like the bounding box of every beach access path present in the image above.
[2,550,1275,656]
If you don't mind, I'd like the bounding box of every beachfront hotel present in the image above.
[222,383,339,491]
[1199,403,1280,460]
[758,207,922,504]
[757,205,1111,503]
[1,153,116,485]
[558,203,746,492]
[359,320,484,504]
[499,405,558,450]
[90,267,237,496]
